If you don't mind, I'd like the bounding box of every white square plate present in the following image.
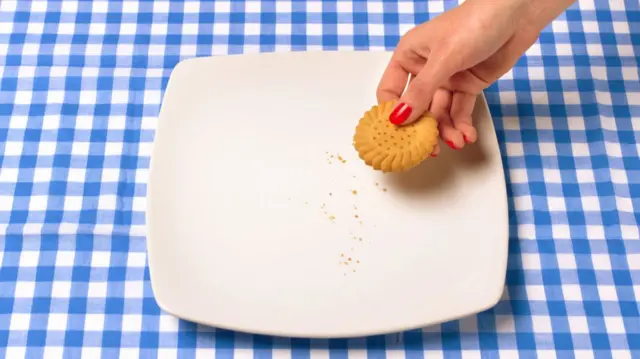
[147,51,508,338]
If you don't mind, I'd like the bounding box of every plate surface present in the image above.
[147,51,508,338]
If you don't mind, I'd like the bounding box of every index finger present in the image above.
[376,58,411,103]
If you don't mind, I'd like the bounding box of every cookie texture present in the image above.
[353,101,439,173]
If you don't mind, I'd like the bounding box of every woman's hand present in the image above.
[377,0,575,154]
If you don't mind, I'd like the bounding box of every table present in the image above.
[0,0,638,357]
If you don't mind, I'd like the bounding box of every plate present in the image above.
[147,51,508,338]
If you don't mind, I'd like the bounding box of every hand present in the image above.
[377,0,574,154]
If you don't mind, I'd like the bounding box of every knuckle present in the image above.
[406,78,429,103]
[410,75,429,91]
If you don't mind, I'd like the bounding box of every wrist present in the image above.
[523,0,576,32]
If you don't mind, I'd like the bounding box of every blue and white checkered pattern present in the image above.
[0,0,638,357]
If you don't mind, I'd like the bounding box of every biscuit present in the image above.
[353,101,439,172]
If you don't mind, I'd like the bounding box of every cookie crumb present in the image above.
[354,214,359,219]
[382,188,388,192]
[352,190,358,195]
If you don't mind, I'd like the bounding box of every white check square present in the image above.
[553,225,571,239]
[559,67,577,80]
[568,316,589,333]
[92,252,111,268]
[127,252,147,268]
[64,196,83,211]
[597,285,618,301]
[515,195,533,211]
[47,313,68,331]
[85,314,105,331]
[548,197,566,212]
[38,141,57,156]
[20,251,39,267]
[245,1,261,13]
[81,348,102,359]
[67,168,86,183]
[10,313,31,331]
[153,1,170,13]
[522,254,541,270]
[125,281,144,299]
[159,313,180,332]
[562,285,583,301]
[556,254,576,269]
[51,281,71,298]
[0,168,18,183]
[532,315,553,333]
[307,2,322,12]
[71,142,90,156]
[621,225,639,240]
[518,224,536,240]
[543,169,561,183]
[122,314,143,332]
[586,225,605,240]
[336,2,351,13]
[526,285,546,300]
[29,196,48,211]
[580,196,600,211]
[14,281,36,298]
[0,1,17,12]
[539,142,557,156]
[510,168,528,183]
[88,282,108,298]
[98,195,117,211]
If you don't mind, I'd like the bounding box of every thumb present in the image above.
[389,52,455,126]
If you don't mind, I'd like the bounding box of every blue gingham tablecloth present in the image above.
[0,0,638,357]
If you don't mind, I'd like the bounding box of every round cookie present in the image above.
[353,101,439,173]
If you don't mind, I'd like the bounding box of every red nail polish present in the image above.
[463,134,472,144]
[446,140,459,150]
[389,103,412,125]
[430,153,438,157]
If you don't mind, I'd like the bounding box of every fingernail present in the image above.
[446,140,459,150]
[389,103,412,125]
[430,153,438,157]
[463,134,472,144]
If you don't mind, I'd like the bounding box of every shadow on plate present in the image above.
[384,140,490,196]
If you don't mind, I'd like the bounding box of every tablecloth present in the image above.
[0,0,638,357]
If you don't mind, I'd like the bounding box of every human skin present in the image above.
[377,0,577,155]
